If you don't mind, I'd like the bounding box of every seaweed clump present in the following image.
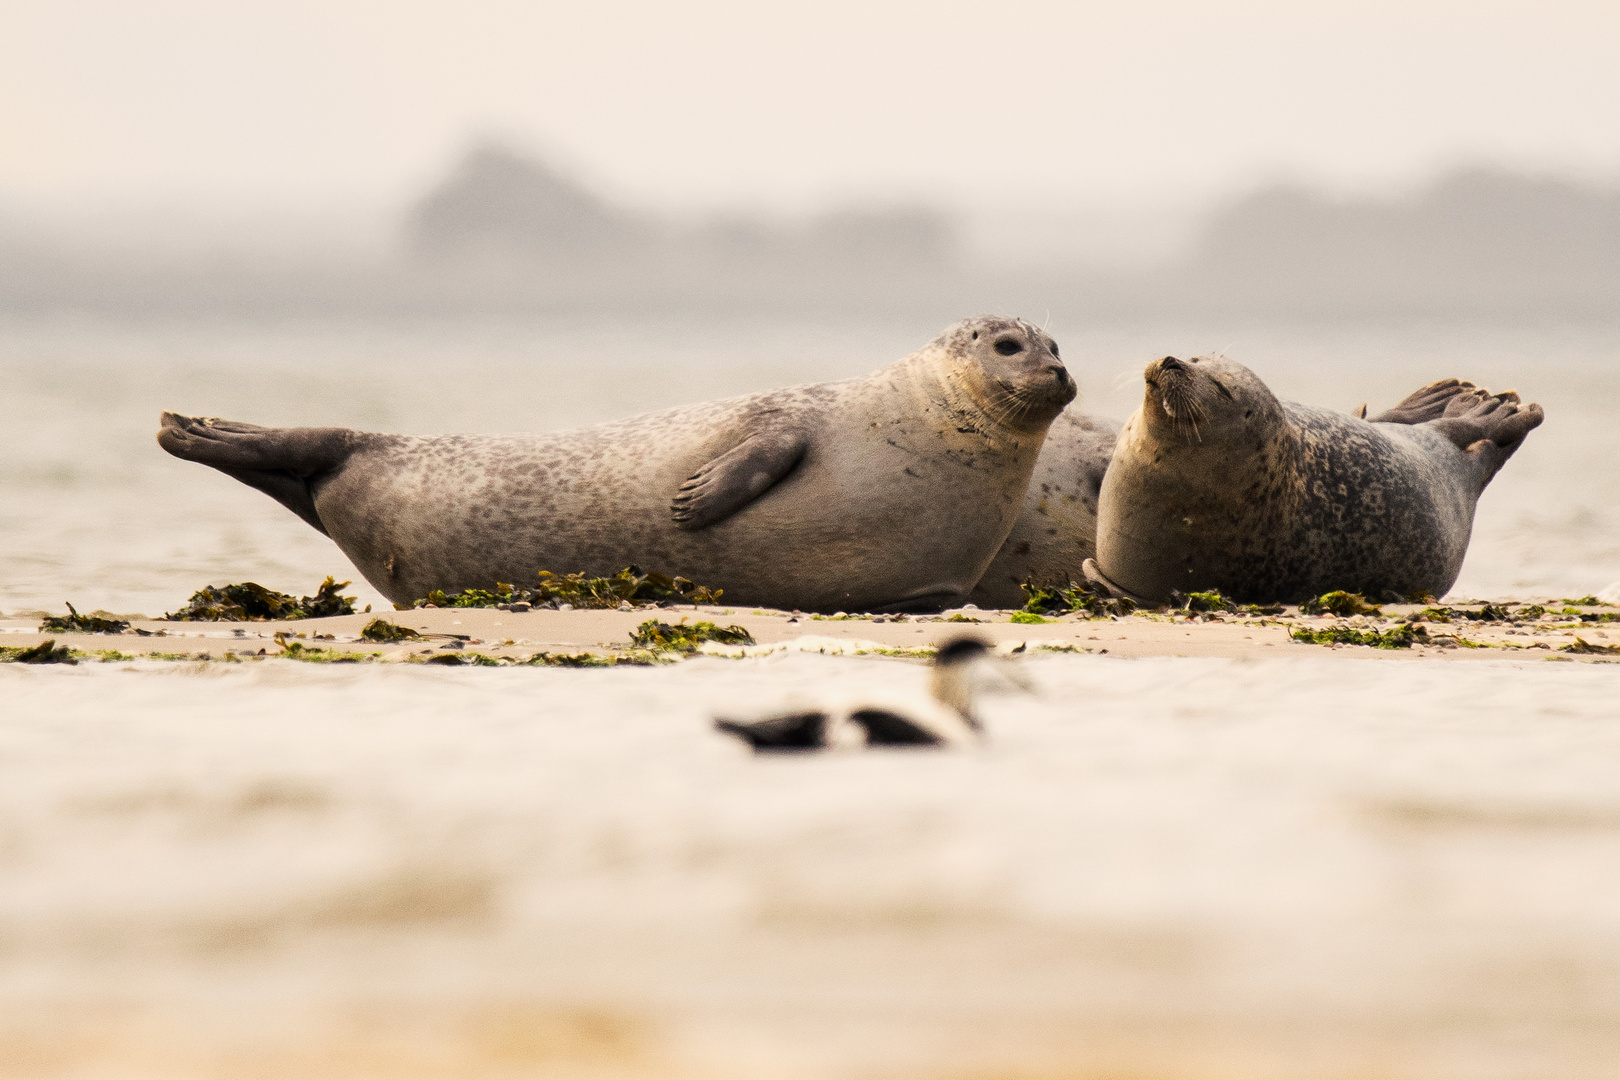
[1161,589,1283,616]
[1418,604,1514,624]
[1020,582,1137,618]
[1291,623,1427,649]
[1301,591,1383,618]
[523,651,638,667]
[359,619,425,643]
[629,619,754,653]
[166,577,357,621]
[273,635,377,663]
[1,639,78,664]
[40,603,130,634]
[1564,637,1620,656]
[416,566,722,610]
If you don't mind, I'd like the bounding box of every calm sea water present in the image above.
[1,313,1616,615]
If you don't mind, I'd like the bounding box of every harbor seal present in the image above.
[157,317,1075,613]
[967,376,1484,609]
[1084,356,1543,604]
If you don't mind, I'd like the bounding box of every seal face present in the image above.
[1088,355,1544,604]
[157,316,1075,613]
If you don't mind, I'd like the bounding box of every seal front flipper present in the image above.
[157,412,361,535]
[1082,558,1152,604]
[670,426,809,531]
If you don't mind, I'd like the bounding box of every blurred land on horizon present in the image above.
[3,140,1617,323]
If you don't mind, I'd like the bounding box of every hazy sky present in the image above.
[4,0,1618,214]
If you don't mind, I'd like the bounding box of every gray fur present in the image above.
[1090,356,1544,604]
[158,317,1075,613]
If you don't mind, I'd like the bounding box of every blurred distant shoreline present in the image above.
[2,142,1616,324]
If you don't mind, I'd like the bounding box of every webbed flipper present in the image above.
[157,412,360,534]
[1431,391,1544,453]
[671,427,809,531]
[1367,378,1484,425]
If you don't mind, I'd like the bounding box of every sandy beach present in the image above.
[6,597,1620,666]
[5,601,1620,1078]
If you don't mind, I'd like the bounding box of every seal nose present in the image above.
[1159,356,1185,372]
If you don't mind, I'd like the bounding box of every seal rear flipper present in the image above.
[1428,393,1545,485]
[670,428,809,531]
[1430,393,1544,453]
[1367,378,1483,425]
[157,412,361,534]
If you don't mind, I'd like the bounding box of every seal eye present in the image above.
[1049,342,1060,358]
[994,339,1024,356]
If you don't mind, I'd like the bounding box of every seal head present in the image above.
[932,318,1075,435]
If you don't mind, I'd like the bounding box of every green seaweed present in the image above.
[1020,582,1137,618]
[945,613,983,623]
[1009,611,1048,624]
[1,639,78,664]
[274,636,377,663]
[418,650,516,666]
[359,619,425,643]
[1176,589,1237,614]
[416,566,723,611]
[523,651,618,667]
[1422,604,1512,623]
[1301,591,1383,618]
[1291,623,1426,649]
[629,619,754,652]
[1564,637,1620,655]
[165,577,357,621]
[1562,595,1612,607]
[39,603,130,634]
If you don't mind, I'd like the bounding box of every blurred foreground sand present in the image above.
[4,610,1620,1079]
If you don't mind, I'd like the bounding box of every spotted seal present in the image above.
[968,375,1485,609]
[157,317,1075,612]
[1082,356,1543,604]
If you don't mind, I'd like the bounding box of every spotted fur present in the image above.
[1093,356,1544,604]
[158,317,1075,613]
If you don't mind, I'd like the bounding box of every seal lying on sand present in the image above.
[1083,356,1543,604]
[968,375,1486,609]
[158,317,1075,612]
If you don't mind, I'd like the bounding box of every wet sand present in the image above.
[4,600,1618,665]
